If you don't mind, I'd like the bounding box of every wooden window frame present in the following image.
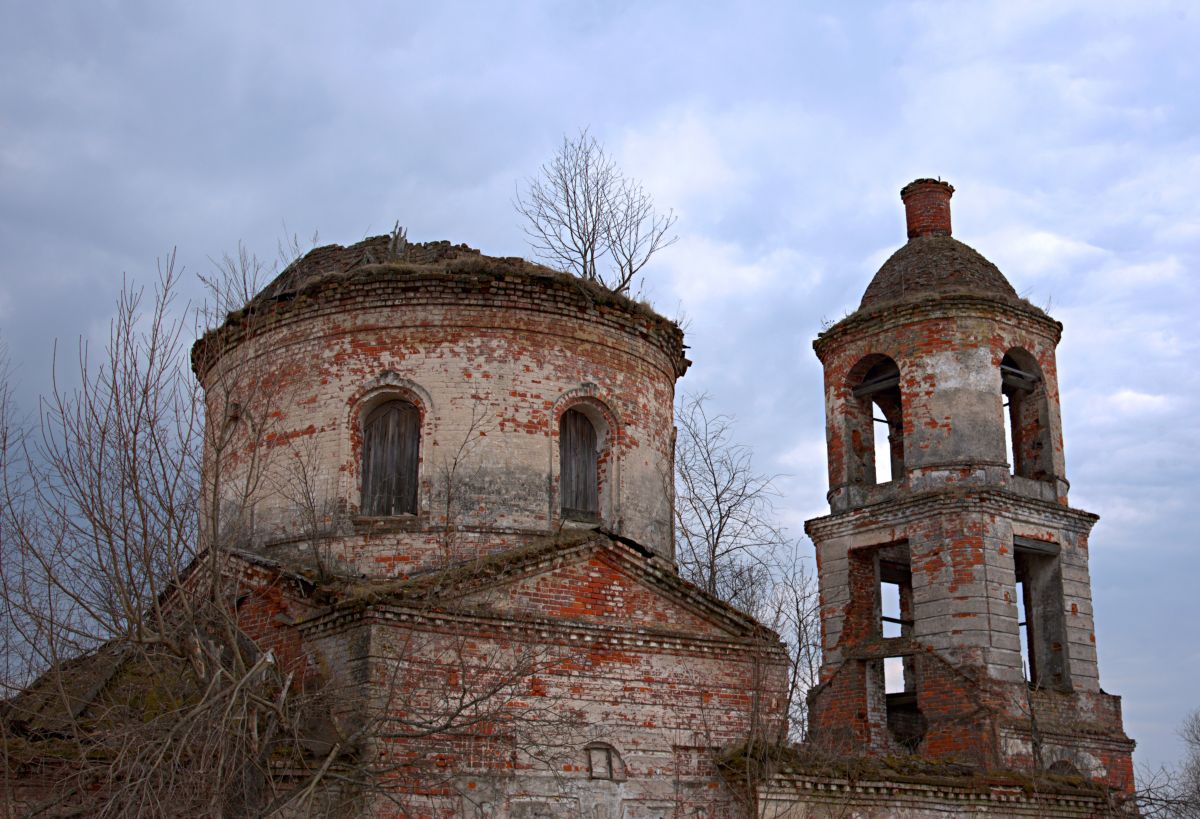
[559,408,600,521]
[361,399,420,516]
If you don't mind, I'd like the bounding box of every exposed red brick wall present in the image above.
[487,552,722,635]
[300,603,787,817]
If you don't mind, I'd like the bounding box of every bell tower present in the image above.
[805,180,1135,790]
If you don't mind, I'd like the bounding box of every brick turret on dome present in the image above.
[858,179,1019,311]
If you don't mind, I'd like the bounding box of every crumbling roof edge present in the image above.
[191,240,690,381]
[722,743,1118,802]
[1,640,131,736]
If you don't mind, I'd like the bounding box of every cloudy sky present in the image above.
[2,0,1197,773]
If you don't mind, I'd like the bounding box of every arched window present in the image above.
[1001,349,1051,481]
[560,408,599,520]
[585,742,625,780]
[362,400,420,515]
[848,356,904,485]
[1048,759,1082,777]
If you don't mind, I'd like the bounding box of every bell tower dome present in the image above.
[805,180,1134,791]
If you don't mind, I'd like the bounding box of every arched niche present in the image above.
[584,742,626,781]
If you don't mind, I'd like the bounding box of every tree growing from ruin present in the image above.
[515,129,677,295]
[674,393,786,608]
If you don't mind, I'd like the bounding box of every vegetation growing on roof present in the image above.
[191,235,686,380]
[717,740,1113,798]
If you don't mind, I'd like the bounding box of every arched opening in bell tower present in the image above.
[847,356,905,486]
[1001,349,1052,481]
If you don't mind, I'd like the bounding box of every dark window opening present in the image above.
[1014,537,1071,691]
[560,408,599,520]
[869,542,923,750]
[883,655,925,751]
[362,399,420,516]
[850,357,904,486]
[1002,350,1052,481]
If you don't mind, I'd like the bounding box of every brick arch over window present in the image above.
[349,373,431,516]
[845,354,904,485]
[552,389,620,525]
[1001,348,1052,481]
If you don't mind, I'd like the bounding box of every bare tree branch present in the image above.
[1133,709,1200,817]
[515,129,676,295]
[0,257,591,815]
[673,391,821,740]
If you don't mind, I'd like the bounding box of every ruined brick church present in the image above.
[7,181,1137,817]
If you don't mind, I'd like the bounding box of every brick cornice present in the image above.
[813,293,1062,361]
[759,773,1113,816]
[804,488,1098,542]
[192,263,689,381]
[298,603,789,664]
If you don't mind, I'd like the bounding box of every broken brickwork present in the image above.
[301,532,788,817]
[186,242,788,817]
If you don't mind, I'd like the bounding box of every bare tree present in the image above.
[673,392,821,740]
[516,129,677,295]
[761,554,822,740]
[1135,709,1200,818]
[1185,712,1200,804]
[0,249,594,816]
[274,435,346,580]
[432,405,494,564]
[0,256,340,817]
[675,392,787,607]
